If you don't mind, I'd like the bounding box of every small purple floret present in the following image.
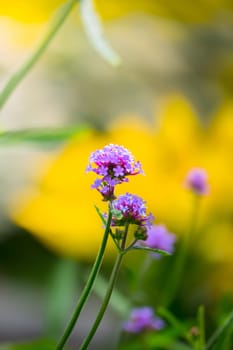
[113,165,124,177]
[112,193,154,227]
[87,144,143,200]
[140,224,176,258]
[185,168,209,195]
[123,307,165,333]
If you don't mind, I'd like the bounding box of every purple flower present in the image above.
[123,307,165,333]
[140,224,176,258]
[87,144,143,200]
[111,193,154,227]
[185,168,209,195]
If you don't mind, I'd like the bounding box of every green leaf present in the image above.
[94,205,107,225]
[0,125,88,145]
[79,0,121,66]
[130,246,171,256]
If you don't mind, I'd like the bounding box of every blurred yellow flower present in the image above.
[2,0,233,53]
[11,97,233,282]
[2,0,233,23]
[0,1,62,23]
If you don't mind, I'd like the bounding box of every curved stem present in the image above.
[56,208,112,350]
[79,253,123,350]
[0,0,77,111]
[206,310,233,350]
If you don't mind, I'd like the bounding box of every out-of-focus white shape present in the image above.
[79,0,121,66]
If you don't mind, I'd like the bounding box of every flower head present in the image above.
[87,144,143,200]
[123,307,165,333]
[185,168,209,195]
[140,224,176,258]
[111,193,154,228]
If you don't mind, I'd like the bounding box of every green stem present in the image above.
[56,208,112,350]
[79,253,124,350]
[197,305,205,350]
[0,0,77,111]
[206,310,233,350]
[161,195,200,307]
[121,222,130,250]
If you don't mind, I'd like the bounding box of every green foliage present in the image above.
[94,205,107,225]
[130,245,170,256]
[0,125,88,145]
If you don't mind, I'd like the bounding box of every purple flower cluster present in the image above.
[185,168,209,195]
[123,307,165,333]
[141,224,176,258]
[86,144,143,200]
[111,193,154,228]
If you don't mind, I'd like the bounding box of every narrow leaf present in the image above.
[131,245,171,256]
[79,0,121,66]
[94,205,106,225]
[0,125,88,145]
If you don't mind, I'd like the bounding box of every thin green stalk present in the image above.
[161,195,200,307]
[197,305,205,350]
[56,208,112,350]
[121,222,130,250]
[206,310,233,350]
[79,223,129,349]
[0,0,77,111]
[79,252,123,350]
